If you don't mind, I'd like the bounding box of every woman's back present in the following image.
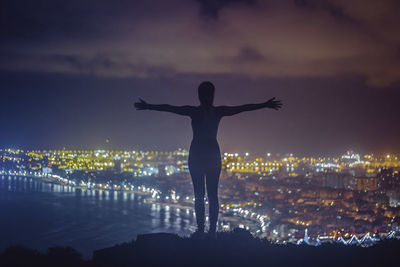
[190,106,221,142]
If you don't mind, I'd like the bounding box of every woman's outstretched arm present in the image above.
[134,99,195,116]
[217,97,282,117]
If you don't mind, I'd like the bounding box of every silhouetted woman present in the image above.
[134,81,282,235]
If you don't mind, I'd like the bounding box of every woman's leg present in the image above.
[189,168,206,232]
[206,165,221,233]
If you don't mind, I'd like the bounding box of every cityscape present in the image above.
[2,148,400,246]
[2,0,400,265]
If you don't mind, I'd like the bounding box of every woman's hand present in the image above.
[265,97,282,110]
[134,98,150,110]
[134,99,150,110]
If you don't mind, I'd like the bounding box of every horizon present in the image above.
[1,147,399,159]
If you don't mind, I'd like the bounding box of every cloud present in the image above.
[0,52,178,78]
[195,0,256,18]
[1,0,400,87]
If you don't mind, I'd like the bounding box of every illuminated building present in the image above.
[378,168,400,190]
[355,177,378,192]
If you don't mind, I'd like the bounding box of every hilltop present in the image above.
[1,229,398,266]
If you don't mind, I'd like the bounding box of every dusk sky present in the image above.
[1,0,400,156]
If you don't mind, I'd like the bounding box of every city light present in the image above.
[1,148,400,245]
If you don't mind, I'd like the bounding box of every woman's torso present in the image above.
[189,106,221,161]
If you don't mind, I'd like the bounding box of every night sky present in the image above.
[1,0,400,156]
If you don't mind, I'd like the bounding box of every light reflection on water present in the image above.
[0,175,197,257]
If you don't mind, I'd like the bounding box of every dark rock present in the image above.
[136,232,180,249]
[2,230,400,267]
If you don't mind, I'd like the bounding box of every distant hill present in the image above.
[1,229,399,266]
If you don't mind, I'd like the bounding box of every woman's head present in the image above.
[198,81,215,106]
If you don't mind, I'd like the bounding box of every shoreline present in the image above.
[2,171,399,251]
[1,171,262,235]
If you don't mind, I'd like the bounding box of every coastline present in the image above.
[0,170,262,235]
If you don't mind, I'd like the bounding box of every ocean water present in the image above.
[0,175,197,257]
